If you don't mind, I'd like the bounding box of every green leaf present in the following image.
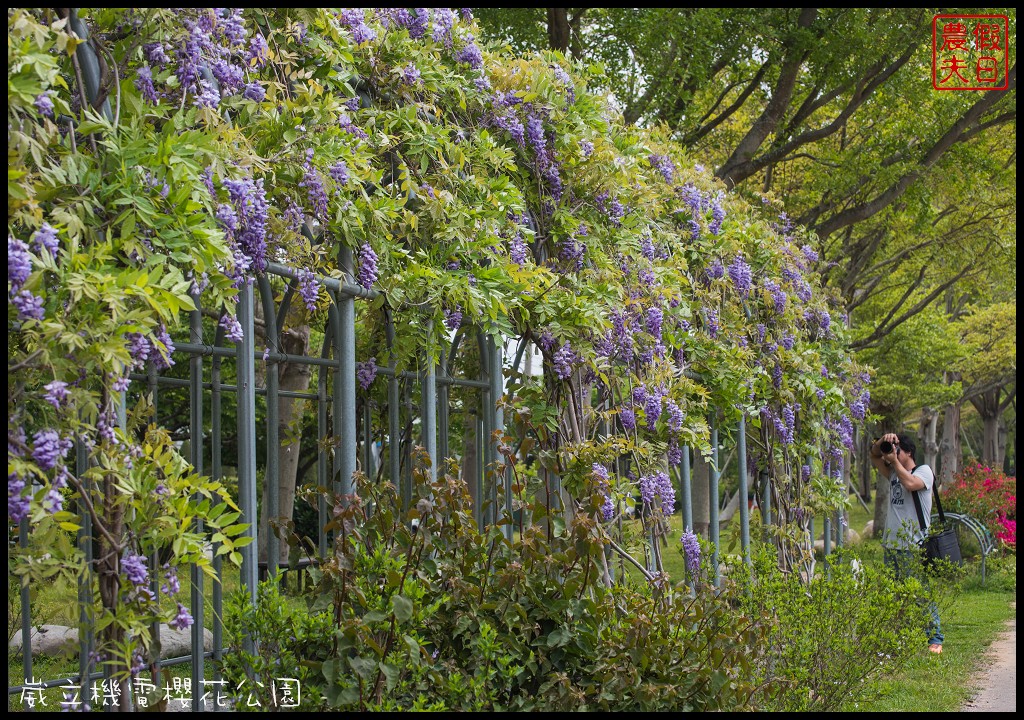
[392,594,413,624]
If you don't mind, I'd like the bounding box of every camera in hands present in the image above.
[880,439,899,455]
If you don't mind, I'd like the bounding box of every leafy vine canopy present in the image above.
[9,8,868,542]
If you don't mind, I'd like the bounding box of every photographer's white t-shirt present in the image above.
[883,464,934,549]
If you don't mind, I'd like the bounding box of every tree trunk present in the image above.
[257,298,312,564]
[921,406,939,469]
[462,409,479,514]
[939,400,961,487]
[857,429,872,502]
[996,415,1008,470]
[546,8,570,53]
[691,451,711,538]
[970,388,1003,468]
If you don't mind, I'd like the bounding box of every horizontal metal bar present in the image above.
[266,261,379,300]
[174,342,342,369]
[127,374,319,400]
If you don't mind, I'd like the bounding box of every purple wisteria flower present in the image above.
[578,139,594,158]
[801,245,818,264]
[728,255,753,298]
[640,471,675,515]
[135,65,160,104]
[8,473,29,523]
[161,564,180,596]
[296,269,320,311]
[620,406,636,432]
[112,375,131,393]
[356,358,377,390]
[645,307,663,339]
[704,307,719,339]
[668,439,683,467]
[644,388,662,429]
[763,279,786,314]
[444,306,463,331]
[194,80,220,109]
[455,36,483,69]
[648,153,676,183]
[680,530,701,575]
[219,313,243,344]
[358,243,378,289]
[432,8,455,45]
[8,236,32,292]
[44,380,69,409]
[665,398,683,433]
[35,91,54,118]
[509,233,529,265]
[122,553,149,587]
[144,42,169,66]
[152,325,175,370]
[13,290,44,321]
[169,603,194,630]
[32,430,71,471]
[243,82,266,102]
[223,175,269,276]
[32,223,59,257]
[709,193,726,235]
[299,149,329,224]
[126,332,151,368]
[553,342,576,380]
[401,62,422,86]
[706,258,724,280]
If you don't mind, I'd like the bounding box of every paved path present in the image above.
[962,604,1016,712]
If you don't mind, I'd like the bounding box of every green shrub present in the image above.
[222,456,767,711]
[735,545,927,712]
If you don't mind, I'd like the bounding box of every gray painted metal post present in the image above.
[236,284,259,608]
[363,401,376,483]
[491,340,510,539]
[824,462,831,557]
[479,331,494,527]
[19,517,31,709]
[146,363,162,690]
[337,249,357,497]
[438,345,450,467]
[421,326,437,482]
[188,306,205,706]
[681,445,692,532]
[737,414,750,567]
[258,277,280,577]
[385,315,403,508]
[709,421,720,587]
[330,301,344,496]
[210,326,225,701]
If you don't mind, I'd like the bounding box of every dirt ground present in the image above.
[962,603,1016,712]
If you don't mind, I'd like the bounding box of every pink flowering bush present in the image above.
[944,463,1016,549]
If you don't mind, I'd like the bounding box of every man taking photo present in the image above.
[870,432,944,654]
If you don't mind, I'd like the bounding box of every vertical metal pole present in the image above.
[330,302,343,496]
[681,445,692,532]
[338,249,357,497]
[188,306,205,710]
[421,326,437,483]
[236,283,259,610]
[479,331,494,526]
[709,419,720,587]
[492,340,510,539]
[145,363,162,691]
[385,315,403,508]
[363,400,376,483]
[823,461,832,558]
[317,349,329,557]
[258,277,280,578]
[210,326,225,707]
[737,414,750,567]
[436,344,448,467]
[403,380,413,505]
[19,517,32,709]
